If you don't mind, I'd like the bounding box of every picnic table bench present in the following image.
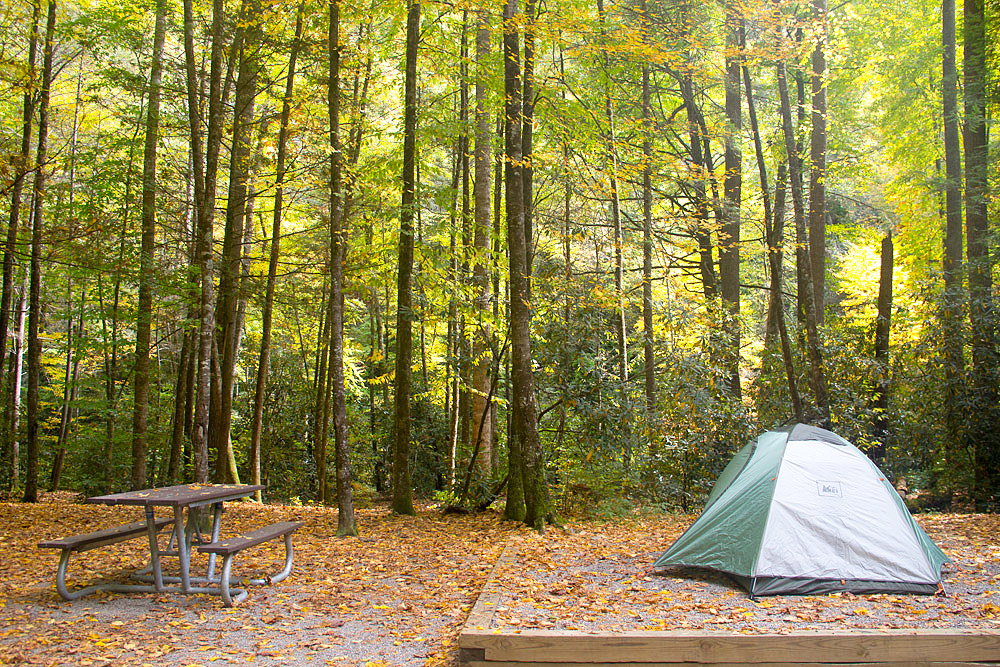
[38,484,301,607]
[38,517,175,600]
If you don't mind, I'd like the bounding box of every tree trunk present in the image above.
[212,0,259,483]
[471,9,493,473]
[871,234,893,465]
[808,0,827,324]
[778,60,830,425]
[640,0,654,412]
[132,0,167,490]
[391,0,420,516]
[504,0,547,529]
[596,0,628,389]
[964,0,997,508]
[23,0,56,504]
[8,268,28,492]
[941,0,964,478]
[0,0,41,406]
[743,60,802,421]
[327,0,357,533]
[188,0,227,484]
[249,3,304,504]
[720,11,742,399]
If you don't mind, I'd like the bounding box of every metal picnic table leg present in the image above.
[174,505,191,592]
[145,506,165,592]
[205,502,223,581]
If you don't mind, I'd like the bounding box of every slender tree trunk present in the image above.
[871,234,893,465]
[8,268,28,492]
[809,0,827,324]
[249,3,304,504]
[778,59,830,425]
[23,0,56,503]
[640,0,654,412]
[0,0,41,406]
[941,0,964,478]
[744,60,801,420]
[391,0,420,516]
[50,288,84,492]
[188,0,226,483]
[504,0,547,529]
[327,0,356,533]
[212,0,259,482]
[471,9,493,474]
[964,0,997,508]
[131,0,167,490]
[596,0,627,388]
[720,11,743,399]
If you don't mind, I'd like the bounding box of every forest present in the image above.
[0,0,996,532]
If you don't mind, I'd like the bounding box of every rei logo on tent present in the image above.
[817,481,843,498]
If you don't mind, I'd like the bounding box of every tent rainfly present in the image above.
[653,424,948,597]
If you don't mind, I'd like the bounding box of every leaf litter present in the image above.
[1,496,998,667]
[486,512,1000,634]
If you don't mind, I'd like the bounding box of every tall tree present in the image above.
[471,8,493,472]
[778,59,830,425]
[964,0,997,508]
[720,9,743,399]
[327,0,357,533]
[188,0,228,483]
[131,0,167,490]
[871,233,893,465]
[743,61,801,421]
[213,0,260,483]
[391,0,420,516]
[504,0,547,529]
[809,0,828,323]
[23,0,57,503]
[941,0,964,475]
[0,0,41,422]
[249,3,305,504]
[640,0,654,412]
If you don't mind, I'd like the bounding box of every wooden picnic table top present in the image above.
[86,484,264,508]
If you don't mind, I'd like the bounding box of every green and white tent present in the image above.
[653,424,948,596]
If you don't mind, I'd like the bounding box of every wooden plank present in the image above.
[464,630,1000,664]
[197,521,302,555]
[38,517,172,552]
[464,662,994,667]
[463,539,518,632]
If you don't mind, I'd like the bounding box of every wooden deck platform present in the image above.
[459,545,1000,666]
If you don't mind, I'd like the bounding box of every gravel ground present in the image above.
[0,496,513,667]
[487,513,1000,633]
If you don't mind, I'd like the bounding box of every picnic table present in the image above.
[38,484,301,606]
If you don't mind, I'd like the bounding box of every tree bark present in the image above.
[0,0,41,409]
[249,3,304,504]
[391,0,420,516]
[504,0,547,529]
[720,10,743,399]
[327,0,357,533]
[940,0,964,477]
[808,0,828,324]
[471,9,493,473]
[964,0,997,508]
[640,0,654,411]
[871,234,893,465]
[131,0,167,490]
[23,0,56,503]
[778,59,830,426]
[743,61,801,421]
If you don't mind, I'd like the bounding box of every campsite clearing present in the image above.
[460,513,1000,665]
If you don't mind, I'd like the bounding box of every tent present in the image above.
[653,424,948,596]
